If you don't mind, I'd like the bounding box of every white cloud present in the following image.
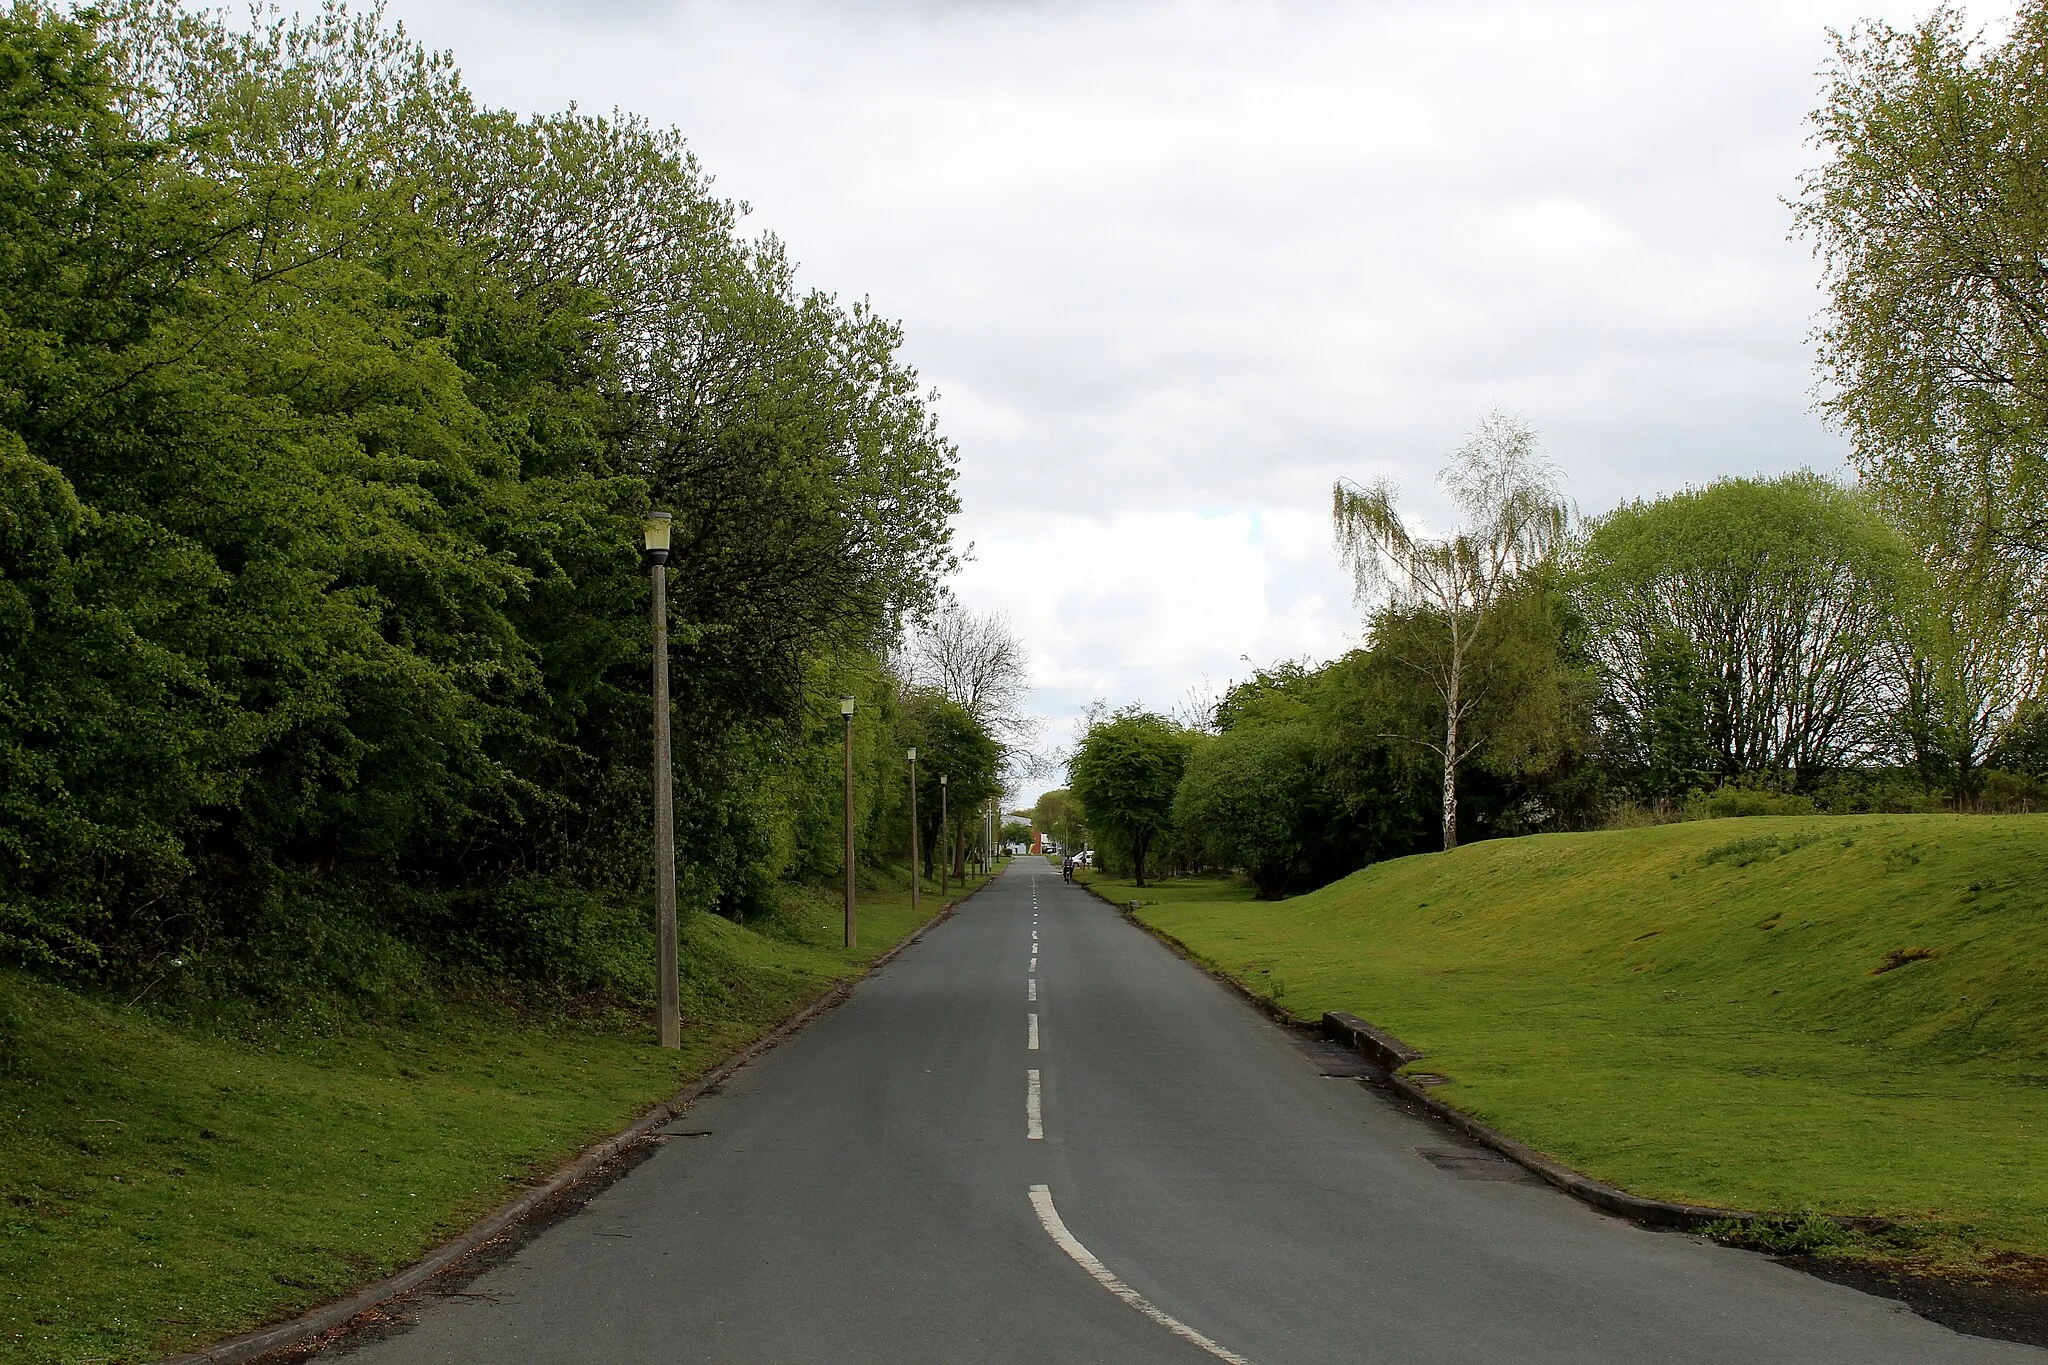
[955,504,1355,757]
[376,0,2000,802]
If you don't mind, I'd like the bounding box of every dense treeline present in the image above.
[1069,461,2047,899]
[0,2,993,998]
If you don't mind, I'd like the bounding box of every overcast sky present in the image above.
[382,0,1969,801]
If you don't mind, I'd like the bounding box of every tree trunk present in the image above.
[1441,660,1461,852]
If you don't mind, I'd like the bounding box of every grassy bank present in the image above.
[1091,817,2048,1272]
[0,868,988,1365]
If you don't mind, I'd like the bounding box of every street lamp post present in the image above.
[841,695,856,949]
[643,511,680,1051]
[939,774,949,898]
[907,747,919,917]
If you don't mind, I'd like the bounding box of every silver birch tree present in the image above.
[1332,412,1568,850]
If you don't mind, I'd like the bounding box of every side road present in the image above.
[311,860,2035,1364]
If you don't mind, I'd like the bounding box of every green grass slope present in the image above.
[1131,817,2048,1267]
[0,875,970,1365]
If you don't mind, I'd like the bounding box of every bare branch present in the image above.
[905,603,1032,742]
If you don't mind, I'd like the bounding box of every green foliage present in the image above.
[1263,654,1442,868]
[1212,660,1314,731]
[1808,769,1954,816]
[1992,700,2048,785]
[1796,7,2048,793]
[1574,474,1909,789]
[1331,412,1572,849]
[1172,721,1321,897]
[1683,785,1819,821]
[1632,635,1714,801]
[1796,4,2048,566]
[0,3,960,991]
[902,690,1003,877]
[1172,632,1590,896]
[1364,581,1598,807]
[1705,1212,1854,1256]
[1068,708,1196,886]
[1030,788,1085,851]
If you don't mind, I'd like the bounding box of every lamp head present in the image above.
[839,695,855,717]
[940,774,947,786]
[907,747,917,763]
[642,510,673,565]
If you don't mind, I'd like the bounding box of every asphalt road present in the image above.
[327,859,2040,1364]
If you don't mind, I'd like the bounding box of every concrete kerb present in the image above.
[1078,876,1756,1235]
[154,878,993,1365]
[1316,1013,1757,1231]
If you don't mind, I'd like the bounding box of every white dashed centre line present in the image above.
[1028,978,1036,1001]
[1028,1185,1254,1364]
[1028,1013,1039,1050]
[1026,1069,1043,1139]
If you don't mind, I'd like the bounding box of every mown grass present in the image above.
[0,868,985,1365]
[1099,818,2048,1272]
[1071,867,1249,903]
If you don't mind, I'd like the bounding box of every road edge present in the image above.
[1079,878,2048,1350]
[1072,876,1753,1232]
[153,881,989,1365]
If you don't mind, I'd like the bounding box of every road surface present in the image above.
[327,858,2038,1363]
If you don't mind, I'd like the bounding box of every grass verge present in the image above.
[0,868,986,1365]
[1090,818,2048,1278]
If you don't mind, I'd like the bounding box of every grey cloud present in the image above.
[384,0,1912,762]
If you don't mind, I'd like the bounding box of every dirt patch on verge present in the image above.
[1784,1255,2048,1350]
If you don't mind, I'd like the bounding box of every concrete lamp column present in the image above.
[907,748,919,918]
[643,510,680,1051]
[841,695,856,950]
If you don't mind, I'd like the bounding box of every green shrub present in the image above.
[1683,785,1817,819]
[1981,769,2044,813]
[1811,770,1947,815]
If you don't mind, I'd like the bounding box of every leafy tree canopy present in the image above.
[1068,708,1195,886]
[0,1,962,985]
[1172,722,1320,898]
[1573,473,1908,789]
[1797,3,2048,563]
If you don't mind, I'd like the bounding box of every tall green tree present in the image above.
[1068,708,1193,886]
[1796,4,2048,565]
[1171,721,1320,898]
[900,691,1003,880]
[1795,4,2048,791]
[1884,502,2048,799]
[1030,789,1085,853]
[1574,474,1909,789]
